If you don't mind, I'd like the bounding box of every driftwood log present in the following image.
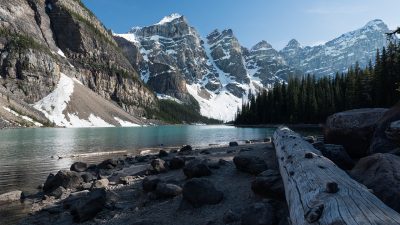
[273,126,400,225]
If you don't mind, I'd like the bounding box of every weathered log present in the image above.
[273,126,400,225]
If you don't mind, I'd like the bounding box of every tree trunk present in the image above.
[273,126,400,225]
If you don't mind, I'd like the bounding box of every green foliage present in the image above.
[0,28,44,52]
[235,42,400,125]
[148,99,221,124]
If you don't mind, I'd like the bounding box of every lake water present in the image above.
[0,125,274,195]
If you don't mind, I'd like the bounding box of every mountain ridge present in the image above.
[116,14,391,121]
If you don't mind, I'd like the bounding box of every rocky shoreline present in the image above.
[2,140,293,225]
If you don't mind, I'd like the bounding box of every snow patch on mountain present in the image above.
[186,84,241,122]
[34,73,74,127]
[67,113,113,128]
[114,33,140,45]
[2,106,43,126]
[156,93,183,104]
[156,13,182,25]
[34,74,129,128]
[114,117,140,127]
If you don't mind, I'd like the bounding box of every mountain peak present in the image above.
[363,19,388,31]
[251,40,272,51]
[287,39,301,48]
[155,13,184,25]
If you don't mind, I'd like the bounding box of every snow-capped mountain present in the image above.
[115,15,392,121]
[280,19,391,76]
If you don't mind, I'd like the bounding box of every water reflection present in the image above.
[0,125,274,194]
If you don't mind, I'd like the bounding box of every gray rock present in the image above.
[370,103,400,154]
[49,186,67,199]
[241,202,276,225]
[151,159,168,173]
[313,143,355,169]
[81,172,96,183]
[324,108,388,158]
[43,170,83,193]
[71,188,107,222]
[158,150,169,157]
[0,190,23,202]
[350,153,400,212]
[93,179,109,189]
[155,183,182,198]
[70,162,88,172]
[229,142,239,147]
[182,178,223,207]
[183,159,212,178]
[233,155,268,175]
[251,170,284,199]
[178,145,193,155]
[98,159,118,170]
[169,157,185,169]
[142,177,162,192]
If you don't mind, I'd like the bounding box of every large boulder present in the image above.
[98,159,118,170]
[370,102,400,154]
[251,170,284,199]
[142,177,162,192]
[70,188,107,222]
[43,170,83,193]
[183,159,212,178]
[178,145,193,155]
[233,155,268,175]
[324,108,388,158]
[182,178,223,207]
[350,153,400,212]
[155,183,182,198]
[70,162,88,172]
[312,143,355,170]
[169,157,185,169]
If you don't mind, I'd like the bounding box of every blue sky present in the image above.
[82,0,400,49]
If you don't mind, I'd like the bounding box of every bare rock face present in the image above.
[350,153,400,212]
[370,102,400,154]
[324,108,388,158]
[0,0,157,125]
[0,0,61,104]
[45,0,156,115]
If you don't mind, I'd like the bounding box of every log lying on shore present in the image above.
[273,126,400,225]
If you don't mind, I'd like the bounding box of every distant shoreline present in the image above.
[233,123,323,129]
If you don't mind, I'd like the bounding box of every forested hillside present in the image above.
[235,42,400,124]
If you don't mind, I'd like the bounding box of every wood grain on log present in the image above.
[273,126,400,225]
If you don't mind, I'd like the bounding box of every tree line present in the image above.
[235,42,400,125]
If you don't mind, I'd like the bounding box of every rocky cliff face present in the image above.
[280,19,390,77]
[0,0,157,127]
[244,40,298,88]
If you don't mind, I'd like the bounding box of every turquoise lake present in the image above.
[0,125,274,194]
